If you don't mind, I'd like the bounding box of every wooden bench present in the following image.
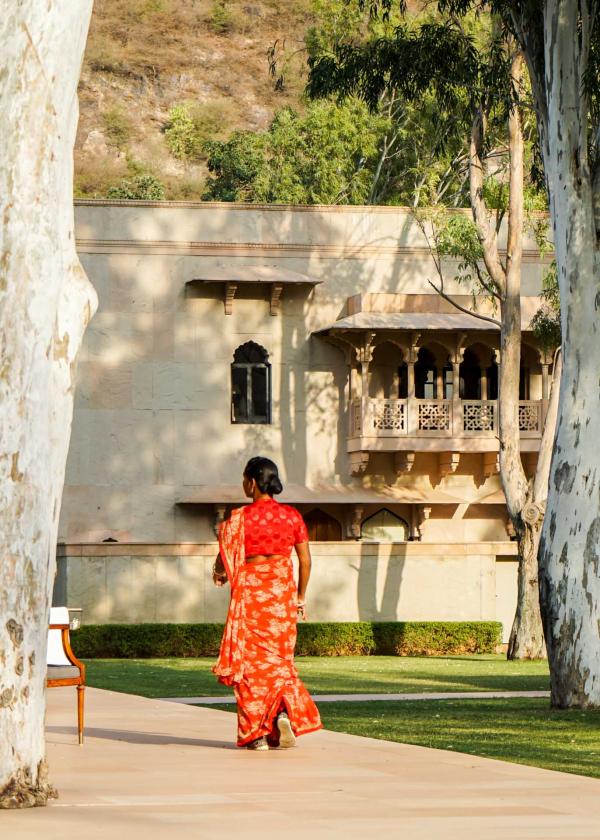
[47,607,86,744]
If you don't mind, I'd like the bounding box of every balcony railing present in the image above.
[350,397,543,439]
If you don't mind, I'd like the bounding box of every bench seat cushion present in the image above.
[47,665,82,681]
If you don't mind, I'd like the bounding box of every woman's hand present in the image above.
[213,570,228,587]
[297,600,307,621]
[212,555,228,587]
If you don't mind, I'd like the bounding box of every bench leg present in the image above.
[77,684,85,745]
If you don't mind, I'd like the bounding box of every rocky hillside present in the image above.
[75,0,315,199]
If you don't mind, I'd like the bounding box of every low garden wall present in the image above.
[54,541,518,640]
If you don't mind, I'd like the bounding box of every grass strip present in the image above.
[83,654,550,698]
[210,697,600,779]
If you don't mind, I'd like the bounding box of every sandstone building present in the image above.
[54,201,554,640]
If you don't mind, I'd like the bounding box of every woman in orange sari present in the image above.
[212,457,322,751]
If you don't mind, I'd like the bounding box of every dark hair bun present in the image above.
[244,456,284,496]
[267,475,283,495]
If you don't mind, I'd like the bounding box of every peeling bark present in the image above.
[0,2,96,807]
[534,0,600,708]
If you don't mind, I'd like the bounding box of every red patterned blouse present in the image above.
[243,497,308,558]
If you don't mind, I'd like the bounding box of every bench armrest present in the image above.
[49,624,86,678]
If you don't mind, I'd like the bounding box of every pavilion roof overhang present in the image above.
[314,310,535,335]
[189,265,322,314]
[176,483,501,506]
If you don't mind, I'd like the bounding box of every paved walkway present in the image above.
[5,687,600,840]
[162,690,551,705]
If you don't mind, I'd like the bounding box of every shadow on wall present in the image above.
[64,203,448,622]
[355,542,405,622]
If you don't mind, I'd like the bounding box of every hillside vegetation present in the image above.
[76,0,315,199]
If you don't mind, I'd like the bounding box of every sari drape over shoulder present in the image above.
[213,500,321,747]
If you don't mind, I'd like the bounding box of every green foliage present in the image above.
[102,105,133,148]
[106,173,166,200]
[73,621,502,658]
[208,0,235,34]
[531,264,561,351]
[203,99,387,204]
[165,101,237,161]
[165,104,204,160]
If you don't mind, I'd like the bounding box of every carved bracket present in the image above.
[224,282,237,315]
[348,505,364,539]
[394,451,415,474]
[412,504,431,540]
[439,451,460,476]
[270,282,283,315]
[349,452,369,477]
[482,451,500,478]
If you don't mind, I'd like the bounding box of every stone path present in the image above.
[5,686,599,839]
[162,690,551,705]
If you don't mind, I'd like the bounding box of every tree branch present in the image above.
[469,108,507,292]
[426,279,501,327]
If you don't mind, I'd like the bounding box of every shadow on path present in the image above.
[47,725,235,749]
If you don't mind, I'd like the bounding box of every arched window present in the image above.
[304,509,342,541]
[361,509,409,542]
[231,342,271,424]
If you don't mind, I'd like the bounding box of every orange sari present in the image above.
[213,507,322,746]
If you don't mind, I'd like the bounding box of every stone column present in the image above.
[406,341,419,436]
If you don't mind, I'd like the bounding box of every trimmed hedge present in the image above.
[72,621,502,658]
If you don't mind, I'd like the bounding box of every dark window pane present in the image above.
[251,366,268,420]
[444,367,453,399]
[231,367,248,422]
[398,364,408,398]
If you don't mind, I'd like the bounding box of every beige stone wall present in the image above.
[55,541,518,641]
[62,201,549,545]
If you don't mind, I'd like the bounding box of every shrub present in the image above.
[73,621,502,658]
[165,104,204,161]
[102,105,133,148]
[106,173,166,200]
[208,0,235,34]
[165,101,237,161]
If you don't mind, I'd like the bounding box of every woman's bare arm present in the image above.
[295,542,312,617]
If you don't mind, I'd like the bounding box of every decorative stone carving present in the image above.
[394,451,415,474]
[270,282,283,315]
[439,452,460,476]
[224,281,237,315]
[349,506,364,539]
[348,452,369,476]
[482,451,500,477]
[412,504,431,540]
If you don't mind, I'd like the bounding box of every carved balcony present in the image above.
[348,397,543,454]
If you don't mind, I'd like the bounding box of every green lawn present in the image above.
[83,656,600,779]
[84,654,550,698]
[211,697,600,779]
[318,698,600,779]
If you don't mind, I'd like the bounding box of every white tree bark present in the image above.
[0,2,96,807]
[468,53,549,659]
[535,0,600,707]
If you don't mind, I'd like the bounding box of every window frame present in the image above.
[231,343,271,425]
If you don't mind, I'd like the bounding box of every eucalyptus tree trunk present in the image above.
[534,0,600,707]
[0,2,96,808]
[468,54,548,659]
[507,352,561,659]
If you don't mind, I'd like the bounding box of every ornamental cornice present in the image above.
[75,237,552,262]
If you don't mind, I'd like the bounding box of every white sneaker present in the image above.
[277,712,296,749]
[246,736,269,751]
